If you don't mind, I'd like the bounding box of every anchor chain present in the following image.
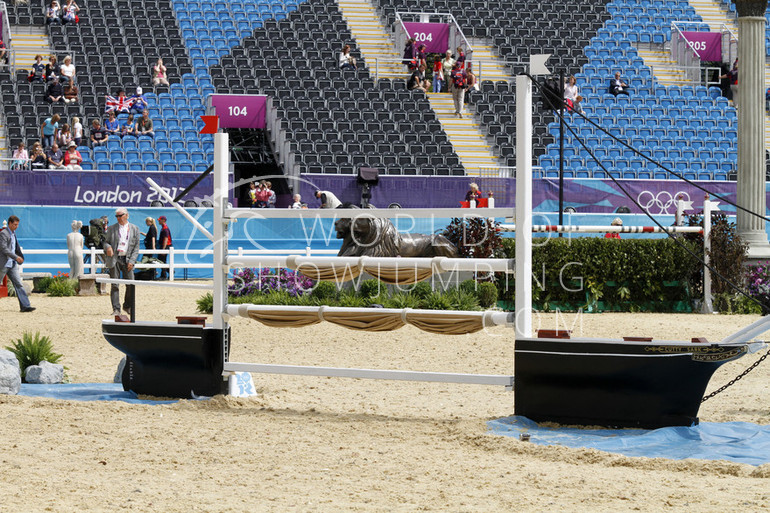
[701,346,770,402]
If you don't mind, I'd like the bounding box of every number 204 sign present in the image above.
[211,95,267,129]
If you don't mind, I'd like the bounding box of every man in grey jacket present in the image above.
[0,215,35,312]
[102,207,140,316]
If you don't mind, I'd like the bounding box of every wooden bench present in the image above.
[78,274,111,296]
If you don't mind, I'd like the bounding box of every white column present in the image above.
[213,132,229,330]
[736,14,770,256]
[515,75,532,339]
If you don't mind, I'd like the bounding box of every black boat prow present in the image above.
[514,335,752,429]
[102,321,229,398]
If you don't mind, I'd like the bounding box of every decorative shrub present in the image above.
[409,281,433,299]
[360,279,383,299]
[745,261,770,314]
[476,282,498,308]
[5,331,63,381]
[48,278,77,297]
[35,276,55,293]
[382,293,422,309]
[446,288,480,311]
[442,217,505,260]
[229,267,315,298]
[196,292,214,314]
[499,237,701,311]
[311,281,338,300]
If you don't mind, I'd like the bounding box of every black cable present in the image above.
[524,73,770,224]
[530,77,768,310]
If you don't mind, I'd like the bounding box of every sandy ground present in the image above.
[1,283,769,512]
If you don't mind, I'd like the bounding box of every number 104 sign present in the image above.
[210,94,267,129]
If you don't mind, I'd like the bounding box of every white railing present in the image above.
[1,1,11,69]
[478,166,514,178]
[670,22,738,86]
[18,246,339,281]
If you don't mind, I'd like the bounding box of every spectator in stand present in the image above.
[152,58,169,86]
[441,50,455,92]
[464,182,483,204]
[56,123,73,148]
[609,71,630,96]
[64,80,78,103]
[604,218,623,239]
[416,44,427,69]
[46,142,65,169]
[455,46,466,69]
[45,1,61,25]
[407,63,429,92]
[315,189,341,209]
[29,54,45,82]
[265,181,276,208]
[290,193,304,209]
[41,114,61,148]
[432,57,444,93]
[63,141,83,170]
[105,89,132,114]
[248,181,258,207]
[0,39,7,67]
[11,143,29,170]
[46,77,64,103]
[136,109,154,137]
[130,87,148,114]
[450,62,467,118]
[402,37,417,70]
[254,180,269,207]
[121,113,137,137]
[45,55,60,83]
[62,0,79,24]
[90,119,109,146]
[564,75,578,108]
[72,116,83,146]
[465,63,478,104]
[104,110,120,136]
[339,44,357,71]
[30,144,47,170]
[59,55,75,85]
[720,59,738,108]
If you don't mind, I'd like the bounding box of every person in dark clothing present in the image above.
[402,37,417,70]
[407,64,429,92]
[157,215,172,280]
[46,78,64,103]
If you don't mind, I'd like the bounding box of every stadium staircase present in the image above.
[427,93,501,175]
[466,38,509,82]
[336,0,404,80]
[635,48,688,87]
[689,0,737,33]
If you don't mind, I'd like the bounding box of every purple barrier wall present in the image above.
[300,175,748,214]
[682,32,721,61]
[0,169,752,214]
[0,170,217,206]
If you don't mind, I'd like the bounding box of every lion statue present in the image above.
[335,216,460,258]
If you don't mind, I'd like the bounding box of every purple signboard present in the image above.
[0,170,220,206]
[211,94,267,129]
[682,32,722,61]
[403,22,450,54]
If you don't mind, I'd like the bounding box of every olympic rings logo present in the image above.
[636,191,691,215]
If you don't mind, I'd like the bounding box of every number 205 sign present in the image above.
[211,94,267,129]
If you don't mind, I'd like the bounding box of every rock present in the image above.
[25,360,64,384]
[0,349,21,395]
[114,357,126,383]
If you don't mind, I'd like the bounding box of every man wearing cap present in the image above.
[63,141,83,170]
[0,215,35,312]
[157,215,172,280]
[102,207,140,316]
[130,87,148,114]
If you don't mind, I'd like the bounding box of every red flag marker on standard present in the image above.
[200,115,219,134]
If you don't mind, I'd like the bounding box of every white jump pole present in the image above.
[213,131,229,330]
[515,73,533,338]
[702,195,719,314]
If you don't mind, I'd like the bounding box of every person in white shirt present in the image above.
[102,207,140,317]
[339,44,356,71]
[59,55,75,85]
[290,194,304,209]
[315,190,341,209]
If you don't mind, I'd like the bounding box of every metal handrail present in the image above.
[670,22,704,83]
[393,11,474,64]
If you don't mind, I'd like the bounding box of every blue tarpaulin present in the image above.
[19,383,178,405]
[488,416,770,466]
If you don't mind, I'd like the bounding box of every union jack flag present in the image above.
[105,95,134,113]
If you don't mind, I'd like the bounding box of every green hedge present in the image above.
[499,237,701,312]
